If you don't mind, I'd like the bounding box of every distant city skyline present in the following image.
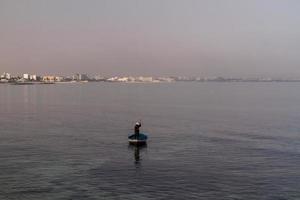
[1,0,300,77]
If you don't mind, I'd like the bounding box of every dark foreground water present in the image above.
[0,82,300,200]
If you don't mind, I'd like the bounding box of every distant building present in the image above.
[107,77,119,82]
[1,72,11,80]
[6,72,11,79]
[55,76,64,82]
[43,76,55,82]
[30,75,37,81]
[64,76,73,81]
[42,75,64,82]
[79,74,89,81]
[94,75,105,81]
[136,76,153,82]
[23,74,30,80]
[117,77,127,82]
[72,74,79,81]
[157,77,174,82]
[73,74,89,81]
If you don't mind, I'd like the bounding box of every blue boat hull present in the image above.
[128,133,148,144]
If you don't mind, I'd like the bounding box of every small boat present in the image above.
[128,133,148,145]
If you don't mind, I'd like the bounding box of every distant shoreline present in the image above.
[2,80,300,85]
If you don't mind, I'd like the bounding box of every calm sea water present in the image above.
[0,82,300,200]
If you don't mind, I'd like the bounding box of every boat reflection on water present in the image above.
[128,143,147,165]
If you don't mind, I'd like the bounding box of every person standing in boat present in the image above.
[134,122,141,139]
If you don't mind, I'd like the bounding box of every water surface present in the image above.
[0,82,300,199]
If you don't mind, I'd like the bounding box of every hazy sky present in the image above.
[1,0,300,77]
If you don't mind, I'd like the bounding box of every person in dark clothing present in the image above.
[134,122,141,139]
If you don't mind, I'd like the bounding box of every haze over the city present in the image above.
[1,0,300,77]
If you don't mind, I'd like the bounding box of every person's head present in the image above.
[135,122,141,126]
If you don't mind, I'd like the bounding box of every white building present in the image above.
[1,72,11,80]
[23,74,30,80]
[72,74,89,81]
[55,76,64,82]
[30,75,37,81]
